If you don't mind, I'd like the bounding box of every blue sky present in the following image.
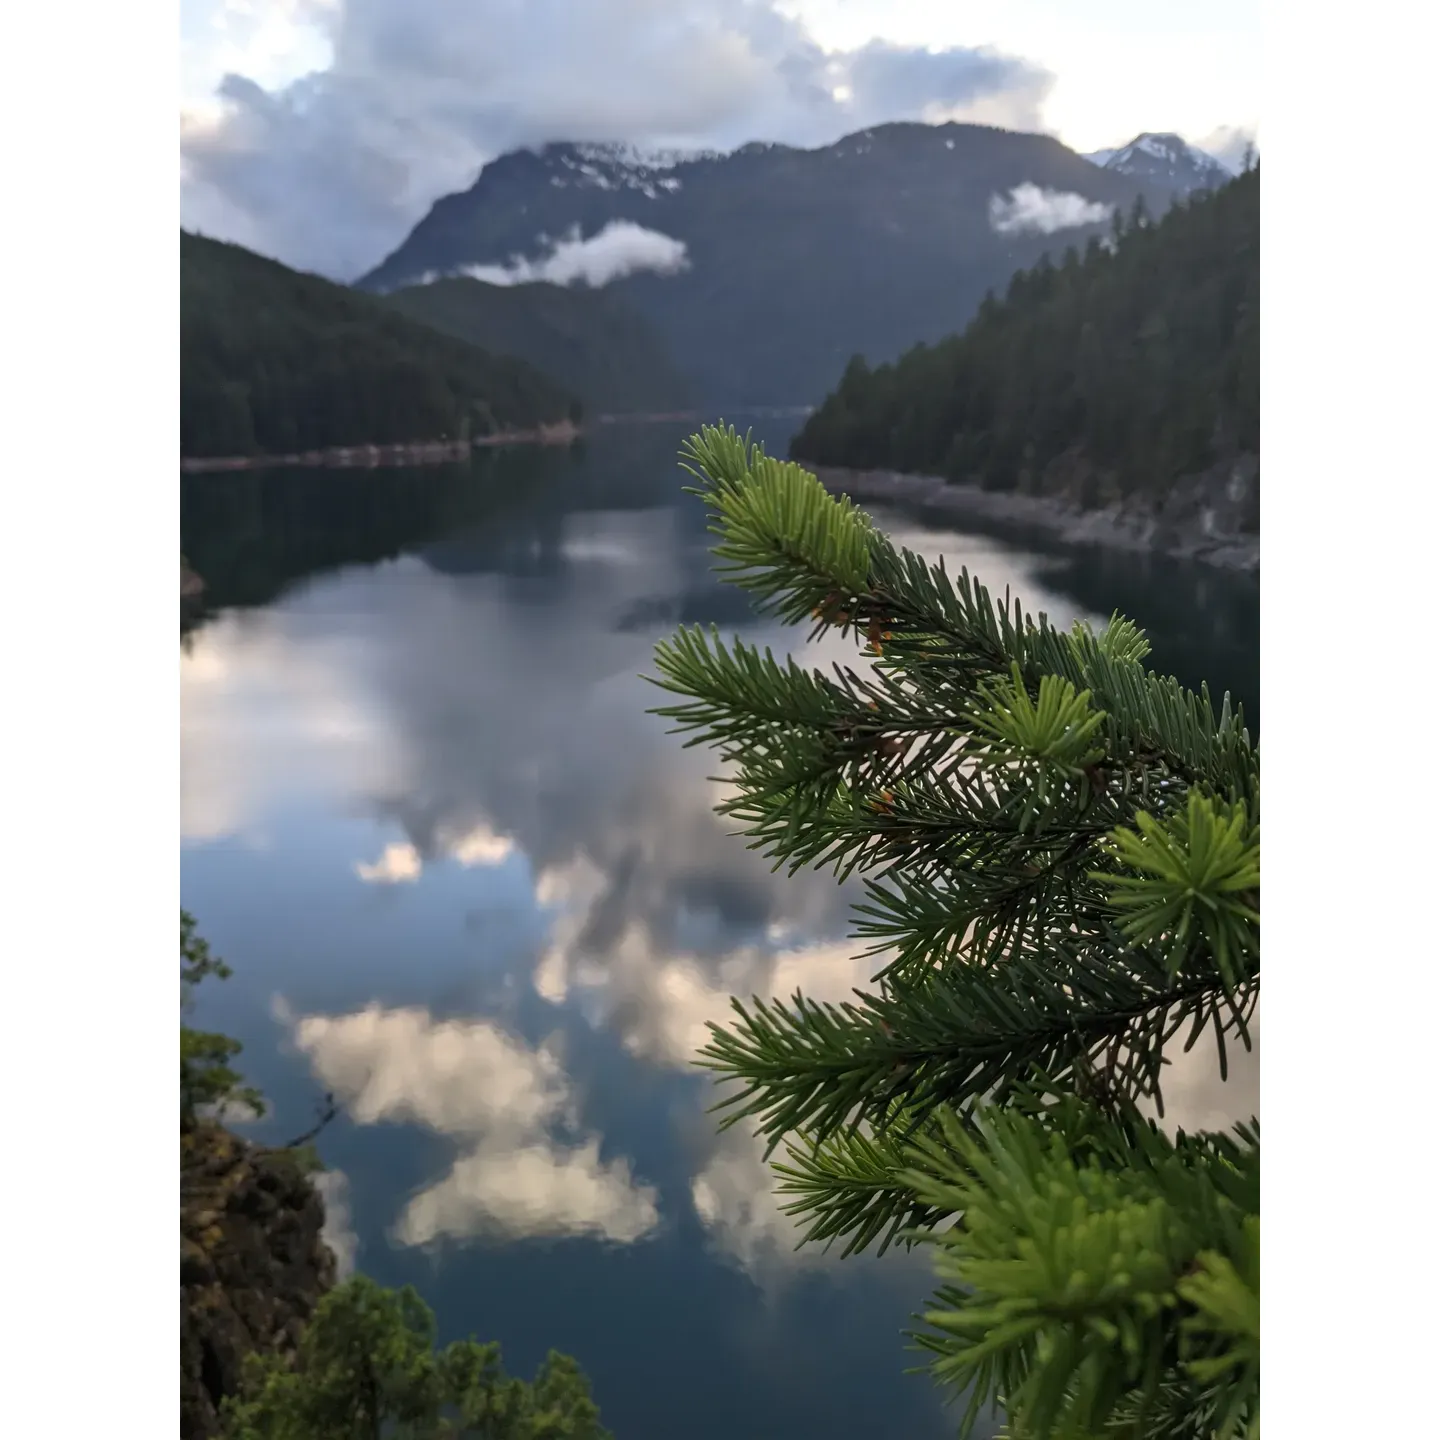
[180,0,1259,279]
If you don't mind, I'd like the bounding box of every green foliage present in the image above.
[384,276,692,414]
[181,232,580,458]
[221,1276,613,1440]
[791,168,1259,516]
[647,429,1259,1438]
[181,910,266,1128]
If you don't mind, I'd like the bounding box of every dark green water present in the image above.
[180,421,1258,1440]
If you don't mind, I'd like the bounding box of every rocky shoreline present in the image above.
[181,419,580,475]
[810,458,1260,573]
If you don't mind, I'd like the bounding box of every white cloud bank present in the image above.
[449,222,690,289]
[988,183,1113,235]
[279,1000,660,1246]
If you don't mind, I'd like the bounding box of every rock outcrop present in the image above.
[180,1123,336,1439]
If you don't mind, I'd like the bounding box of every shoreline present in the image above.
[809,465,1260,573]
[181,420,580,475]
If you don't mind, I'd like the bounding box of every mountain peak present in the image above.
[1085,132,1234,193]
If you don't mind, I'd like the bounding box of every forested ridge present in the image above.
[181,232,580,458]
[791,166,1258,519]
[383,276,692,414]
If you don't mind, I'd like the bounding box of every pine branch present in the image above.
[649,427,1262,1437]
[699,932,1257,1156]
[899,1106,1259,1440]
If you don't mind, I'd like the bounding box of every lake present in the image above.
[180,419,1259,1440]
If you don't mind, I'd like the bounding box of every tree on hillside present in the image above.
[182,909,266,1129]
[181,231,581,459]
[791,168,1259,514]
[221,1276,614,1440]
[647,429,1259,1438]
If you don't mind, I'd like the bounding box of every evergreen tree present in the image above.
[647,429,1259,1439]
[182,909,266,1128]
[181,231,580,459]
[792,168,1259,514]
[221,1276,613,1440]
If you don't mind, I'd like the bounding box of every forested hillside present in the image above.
[181,232,579,458]
[791,166,1258,518]
[384,276,691,414]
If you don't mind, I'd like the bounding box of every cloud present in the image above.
[448,824,514,867]
[314,1167,360,1278]
[180,0,1054,277]
[527,861,899,1276]
[396,1139,657,1247]
[1144,1002,1260,1139]
[280,1001,660,1245]
[449,221,689,289]
[354,823,514,883]
[1195,123,1259,175]
[355,840,422,883]
[988,183,1114,235]
[181,601,411,844]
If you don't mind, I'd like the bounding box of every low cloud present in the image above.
[280,1001,660,1246]
[453,222,689,289]
[989,184,1114,235]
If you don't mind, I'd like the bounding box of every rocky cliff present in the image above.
[180,1123,336,1439]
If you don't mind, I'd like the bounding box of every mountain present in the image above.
[181,231,579,459]
[1085,132,1236,194]
[357,123,1171,408]
[382,275,692,414]
[791,168,1258,531]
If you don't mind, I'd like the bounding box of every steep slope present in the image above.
[1086,133,1236,193]
[791,168,1258,530]
[383,275,691,414]
[181,1123,337,1439]
[181,231,579,458]
[358,123,1169,408]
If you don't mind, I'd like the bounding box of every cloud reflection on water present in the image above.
[278,1000,661,1247]
[184,468,1257,1281]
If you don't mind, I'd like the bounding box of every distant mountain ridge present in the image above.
[357,122,1175,407]
[383,275,692,414]
[1085,132,1236,194]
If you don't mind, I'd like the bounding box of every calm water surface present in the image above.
[180,422,1259,1440]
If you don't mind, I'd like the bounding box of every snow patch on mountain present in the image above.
[1083,132,1236,192]
[533,141,726,196]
